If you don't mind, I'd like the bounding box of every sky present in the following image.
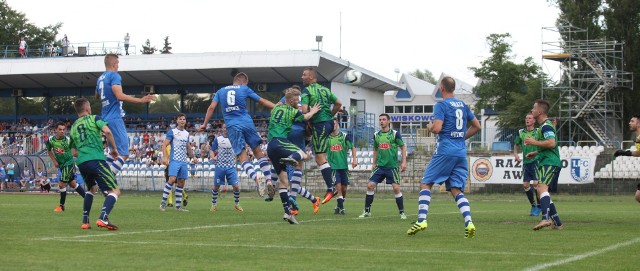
[6,0,561,85]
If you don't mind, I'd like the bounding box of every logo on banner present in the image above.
[472,158,493,182]
[570,158,590,182]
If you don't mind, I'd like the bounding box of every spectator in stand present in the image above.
[143,132,150,145]
[19,37,27,58]
[133,133,140,148]
[61,34,70,55]
[169,119,176,129]
[7,162,15,184]
[124,33,130,55]
[20,165,32,192]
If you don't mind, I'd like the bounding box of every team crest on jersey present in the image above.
[330,144,343,151]
[570,158,589,182]
[378,142,391,150]
[471,158,492,182]
[54,147,65,154]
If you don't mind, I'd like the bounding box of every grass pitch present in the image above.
[1,192,638,271]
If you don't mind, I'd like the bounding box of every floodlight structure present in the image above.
[542,23,633,148]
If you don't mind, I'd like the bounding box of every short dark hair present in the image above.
[55,122,66,129]
[535,99,550,114]
[303,67,317,77]
[379,113,390,120]
[440,76,456,92]
[176,113,186,120]
[632,114,640,120]
[74,98,89,114]
[233,72,248,83]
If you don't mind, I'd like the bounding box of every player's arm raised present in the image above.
[258,98,275,110]
[331,98,342,117]
[200,101,218,131]
[302,104,321,121]
[111,85,155,103]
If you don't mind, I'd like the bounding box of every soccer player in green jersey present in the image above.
[513,113,541,216]
[70,98,121,230]
[47,122,86,212]
[327,117,358,215]
[359,114,408,219]
[268,87,320,224]
[524,99,563,230]
[301,67,343,204]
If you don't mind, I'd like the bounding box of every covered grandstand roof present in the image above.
[0,50,399,95]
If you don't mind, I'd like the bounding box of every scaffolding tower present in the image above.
[542,24,633,148]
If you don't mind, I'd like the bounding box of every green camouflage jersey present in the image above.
[267,104,304,141]
[373,129,404,168]
[327,132,354,170]
[534,119,561,167]
[70,115,108,165]
[46,135,75,167]
[301,82,338,124]
[514,127,539,164]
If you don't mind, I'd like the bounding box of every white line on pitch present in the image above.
[44,238,574,257]
[36,211,480,241]
[523,237,640,271]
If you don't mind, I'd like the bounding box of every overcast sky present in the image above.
[7,0,561,84]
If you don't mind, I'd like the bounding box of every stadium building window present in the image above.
[395,106,404,113]
[414,105,423,113]
[18,97,46,116]
[424,105,433,113]
[404,106,413,113]
[148,94,180,114]
[385,106,394,114]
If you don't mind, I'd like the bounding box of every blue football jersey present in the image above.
[433,98,475,157]
[213,85,261,127]
[96,71,124,120]
[166,128,191,163]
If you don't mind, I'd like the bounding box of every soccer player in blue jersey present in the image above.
[268,87,320,224]
[160,113,195,212]
[200,72,275,198]
[407,76,481,238]
[70,98,120,230]
[210,123,243,213]
[301,67,343,204]
[96,54,155,175]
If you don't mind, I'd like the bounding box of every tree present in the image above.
[409,68,437,84]
[141,39,157,54]
[0,0,61,50]
[468,33,542,129]
[160,36,172,54]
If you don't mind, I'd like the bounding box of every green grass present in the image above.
[1,192,639,271]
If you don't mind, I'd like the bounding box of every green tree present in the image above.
[469,33,541,128]
[160,36,172,54]
[409,68,437,84]
[0,0,61,50]
[141,39,157,54]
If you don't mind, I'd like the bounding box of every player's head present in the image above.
[379,113,391,129]
[104,54,119,71]
[532,99,550,120]
[176,113,186,128]
[440,76,456,93]
[55,122,66,138]
[284,87,302,108]
[525,113,535,127]
[221,123,227,136]
[233,72,249,85]
[74,98,91,115]
[333,117,340,133]
[629,114,640,132]
[302,67,317,86]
